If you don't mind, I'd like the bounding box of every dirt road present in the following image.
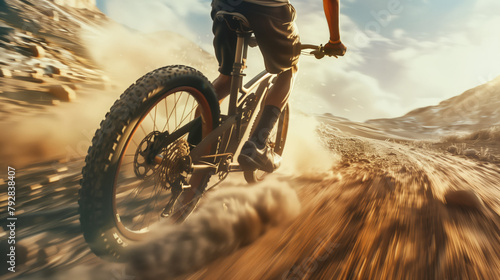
[1,122,500,280]
[181,125,500,279]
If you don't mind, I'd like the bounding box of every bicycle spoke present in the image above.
[147,105,158,132]
[174,92,178,129]
[175,105,197,131]
[145,182,163,228]
[139,123,148,138]
[120,177,153,204]
[138,182,159,229]
[143,183,159,223]
[130,137,140,150]
[191,97,197,119]
[186,96,198,127]
[162,97,170,132]
[179,93,190,127]
[164,92,182,132]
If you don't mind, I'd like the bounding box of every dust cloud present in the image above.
[0,93,116,169]
[48,181,300,280]
[41,182,299,280]
[280,113,340,181]
[80,22,218,87]
[125,182,300,279]
[1,21,220,169]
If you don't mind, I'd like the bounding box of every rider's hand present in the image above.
[324,40,347,57]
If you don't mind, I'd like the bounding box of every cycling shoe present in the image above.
[238,141,281,173]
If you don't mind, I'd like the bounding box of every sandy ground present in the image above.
[178,123,500,280]
[1,115,499,280]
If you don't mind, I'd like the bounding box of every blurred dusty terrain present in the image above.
[1,1,500,280]
[367,75,500,139]
[0,0,217,169]
[1,116,499,280]
[180,121,500,280]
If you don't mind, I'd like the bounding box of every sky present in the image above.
[95,0,500,122]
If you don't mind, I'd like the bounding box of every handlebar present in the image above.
[300,44,337,59]
[248,36,337,59]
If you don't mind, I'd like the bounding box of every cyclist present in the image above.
[211,0,346,173]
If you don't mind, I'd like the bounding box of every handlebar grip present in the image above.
[300,44,330,59]
[310,50,325,59]
[300,43,338,59]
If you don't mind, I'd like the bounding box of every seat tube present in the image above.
[228,32,247,116]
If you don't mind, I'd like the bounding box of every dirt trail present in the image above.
[180,127,500,280]
[1,123,500,280]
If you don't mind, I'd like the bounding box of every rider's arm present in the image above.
[323,0,341,43]
[323,0,346,56]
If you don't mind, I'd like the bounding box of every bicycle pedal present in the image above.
[237,155,258,171]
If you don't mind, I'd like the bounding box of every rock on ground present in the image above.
[29,44,46,58]
[0,68,12,77]
[48,85,76,101]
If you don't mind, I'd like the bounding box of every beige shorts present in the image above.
[211,1,300,74]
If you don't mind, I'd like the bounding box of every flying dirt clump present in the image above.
[127,183,301,280]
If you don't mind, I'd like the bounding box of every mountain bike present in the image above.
[79,11,331,261]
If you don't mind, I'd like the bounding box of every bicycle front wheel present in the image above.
[79,65,220,261]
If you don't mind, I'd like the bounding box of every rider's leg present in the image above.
[249,65,298,149]
[212,73,232,102]
[238,65,297,173]
[188,73,230,146]
[264,64,298,109]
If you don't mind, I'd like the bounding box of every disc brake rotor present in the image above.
[134,131,161,179]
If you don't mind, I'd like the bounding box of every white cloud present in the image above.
[293,58,400,121]
[383,3,500,110]
[104,0,212,49]
[99,0,500,122]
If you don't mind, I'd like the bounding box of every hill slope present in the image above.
[366,76,500,138]
[0,0,217,167]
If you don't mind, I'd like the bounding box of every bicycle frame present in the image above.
[188,21,323,185]
[190,30,273,172]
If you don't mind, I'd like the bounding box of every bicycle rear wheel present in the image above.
[79,65,220,261]
[243,103,289,183]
